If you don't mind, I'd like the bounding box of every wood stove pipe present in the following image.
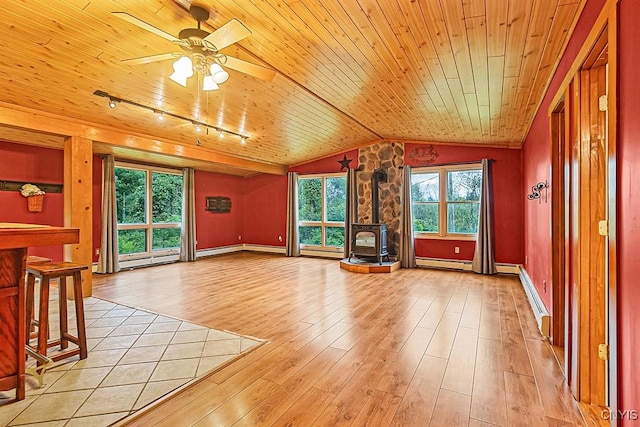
[371,168,388,224]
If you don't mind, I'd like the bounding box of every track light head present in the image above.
[108,98,117,109]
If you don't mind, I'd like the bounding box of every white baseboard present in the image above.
[518,266,551,338]
[242,244,286,254]
[119,254,180,270]
[300,249,344,259]
[196,245,243,258]
[416,257,519,274]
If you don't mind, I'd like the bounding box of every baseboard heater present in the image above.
[518,266,551,338]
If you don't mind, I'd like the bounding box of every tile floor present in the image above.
[0,295,265,426]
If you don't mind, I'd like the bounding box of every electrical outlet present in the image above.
[543,280,547,293]
[95,248,100,256]
[454,246,460,254]
[525,255,528,264]
[238,235,242,241]
[278,235,283,242]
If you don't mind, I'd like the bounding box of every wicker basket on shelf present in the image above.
[27,194,44,212]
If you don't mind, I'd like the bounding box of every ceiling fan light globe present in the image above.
[210,64,229,84]
[202,76,219,91]
[169,71,189,87]
[169,57,194,86]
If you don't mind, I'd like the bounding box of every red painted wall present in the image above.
[194,171,245,249]
[618,0,640,419]
[522,0,606,311]
[405,143,524,264]
[242,173,288,246]
[0,141,64,260]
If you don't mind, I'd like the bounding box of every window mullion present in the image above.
[439,169,446,237]
[146,171,153,256]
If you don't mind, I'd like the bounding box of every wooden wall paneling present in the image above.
[588,65,607,406]
[550,104,566,349]
[0,0,589,164]
[440,0,476,95]
[569,75,581,398]
[521,2,583,134]
[578,69,592,402]
[605,4,618,413]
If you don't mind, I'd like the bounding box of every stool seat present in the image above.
[26,255,52,265]
[25,262,89,371]
[26,261,88,277]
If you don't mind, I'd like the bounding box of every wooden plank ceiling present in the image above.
[0,0,585,175]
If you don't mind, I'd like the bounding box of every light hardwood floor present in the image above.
[92,253,586,426]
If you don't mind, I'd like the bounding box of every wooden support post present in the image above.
[63,136,93,297]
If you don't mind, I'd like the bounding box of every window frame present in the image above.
[115,162,183,260]
[411,163,482,240]
[297,172,346,251]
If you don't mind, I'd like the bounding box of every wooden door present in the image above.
[563,63,608,406]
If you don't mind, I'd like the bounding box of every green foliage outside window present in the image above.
[152,172,183,223]
[115,166,182,256]
[298,178,322,221]
[325,177,346,222]
[297,175,346,248]
[325,226,345,247]
[152,228,181,250]
[118,229,147,255]
[115,168,146,224]
[299,226,321,245]
[411,168,482,235]
[446,170,481,234]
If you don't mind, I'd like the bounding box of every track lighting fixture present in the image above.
[93,90,249,143]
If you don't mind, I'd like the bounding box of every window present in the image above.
[297,173,346,250]
[115,163,183,258]
[411,165,482,238]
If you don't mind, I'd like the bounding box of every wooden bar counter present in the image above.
[0,223,79,401]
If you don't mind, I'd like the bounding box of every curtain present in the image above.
[343,168,358,259]
[180,168,197,262]
[286,172,300,257]
[472,159,497,274]
[399,166,416,268]
[97,155,120,274]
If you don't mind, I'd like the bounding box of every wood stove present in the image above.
[349,223,389,264]
[348,167,390,264]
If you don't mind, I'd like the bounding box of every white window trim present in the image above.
[412,163,482,240]
[115,162,182,260]
[298,172,346,252]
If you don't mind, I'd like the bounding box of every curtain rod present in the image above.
[398,159,493,169]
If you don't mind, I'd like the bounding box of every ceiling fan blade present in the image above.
[221,56,276,82]
[202,18,252,51]
[112,12,183,44]
[121,53,179,65]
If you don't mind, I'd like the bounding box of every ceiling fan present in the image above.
[113,4,276,90]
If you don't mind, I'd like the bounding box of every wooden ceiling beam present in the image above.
[0,102,287,176]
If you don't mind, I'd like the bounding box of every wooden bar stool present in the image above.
[25,256,52,340]
[25,262,89,364]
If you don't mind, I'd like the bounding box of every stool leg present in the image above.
[25,273,36,345]
[58,276,69,350]
[72,271,87,360]
[37,276,50,364]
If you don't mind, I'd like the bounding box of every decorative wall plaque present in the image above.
[205,196,232,213]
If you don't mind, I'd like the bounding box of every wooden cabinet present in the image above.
[0,247,26,400]
[0,224,79,401]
